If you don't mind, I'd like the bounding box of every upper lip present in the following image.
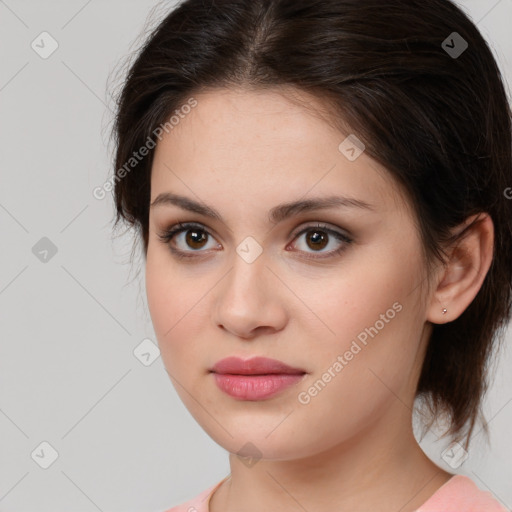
[210,356,306,375]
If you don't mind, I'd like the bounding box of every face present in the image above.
[146,86,433,461]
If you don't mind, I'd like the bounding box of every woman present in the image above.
[109,0,512,510]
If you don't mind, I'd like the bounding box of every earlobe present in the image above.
[426,213,494,324]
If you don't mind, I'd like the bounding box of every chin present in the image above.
[201,421,318,461]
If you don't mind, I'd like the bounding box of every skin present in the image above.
[145,86,494,512]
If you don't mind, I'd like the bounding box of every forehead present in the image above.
[150,86,410,218]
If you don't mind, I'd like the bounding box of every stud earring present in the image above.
[442,308,447,314]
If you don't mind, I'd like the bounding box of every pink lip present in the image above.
[211,356,306,375]
[210,357,307,400]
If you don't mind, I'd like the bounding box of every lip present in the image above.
[210,357,307,401]
[210,356,306,375]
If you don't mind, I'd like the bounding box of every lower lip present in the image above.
[212,373,306,400]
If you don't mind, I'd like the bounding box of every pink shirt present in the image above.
[164,475,509,512]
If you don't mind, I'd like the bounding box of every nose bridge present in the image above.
[224,244,269,306]
[213,243,286,337]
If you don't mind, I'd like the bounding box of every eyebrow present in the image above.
[150,192,376,224]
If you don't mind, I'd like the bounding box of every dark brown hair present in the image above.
[109,0,512,448]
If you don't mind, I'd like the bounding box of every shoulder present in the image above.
[416,474,509,512]
[162,477,228,512]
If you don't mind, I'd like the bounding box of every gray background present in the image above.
[0,1,511,511]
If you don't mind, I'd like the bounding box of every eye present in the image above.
[287,223,353,260]
[157,222,220,259]
[156,221,353,260]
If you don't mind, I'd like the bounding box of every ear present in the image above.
[426,213,494,324]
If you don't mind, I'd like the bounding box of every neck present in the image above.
[209,402,453,512]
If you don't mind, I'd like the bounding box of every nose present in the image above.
[212,253,288,340]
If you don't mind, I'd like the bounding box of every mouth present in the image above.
[210,356,307,400]
[210,356,307,376]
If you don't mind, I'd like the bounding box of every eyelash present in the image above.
[157,221,353,261]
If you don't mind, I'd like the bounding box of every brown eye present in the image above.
[184,228,208,250]
[157,222,220,257]
[304,229,329,251]
[158,221,352,261]
[289,223,353,260]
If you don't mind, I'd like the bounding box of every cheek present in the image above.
[146,251,172,333]
[298,255,412,341]
[297,246,423,387]
[293,300,419,446]
[145,249,210,373]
